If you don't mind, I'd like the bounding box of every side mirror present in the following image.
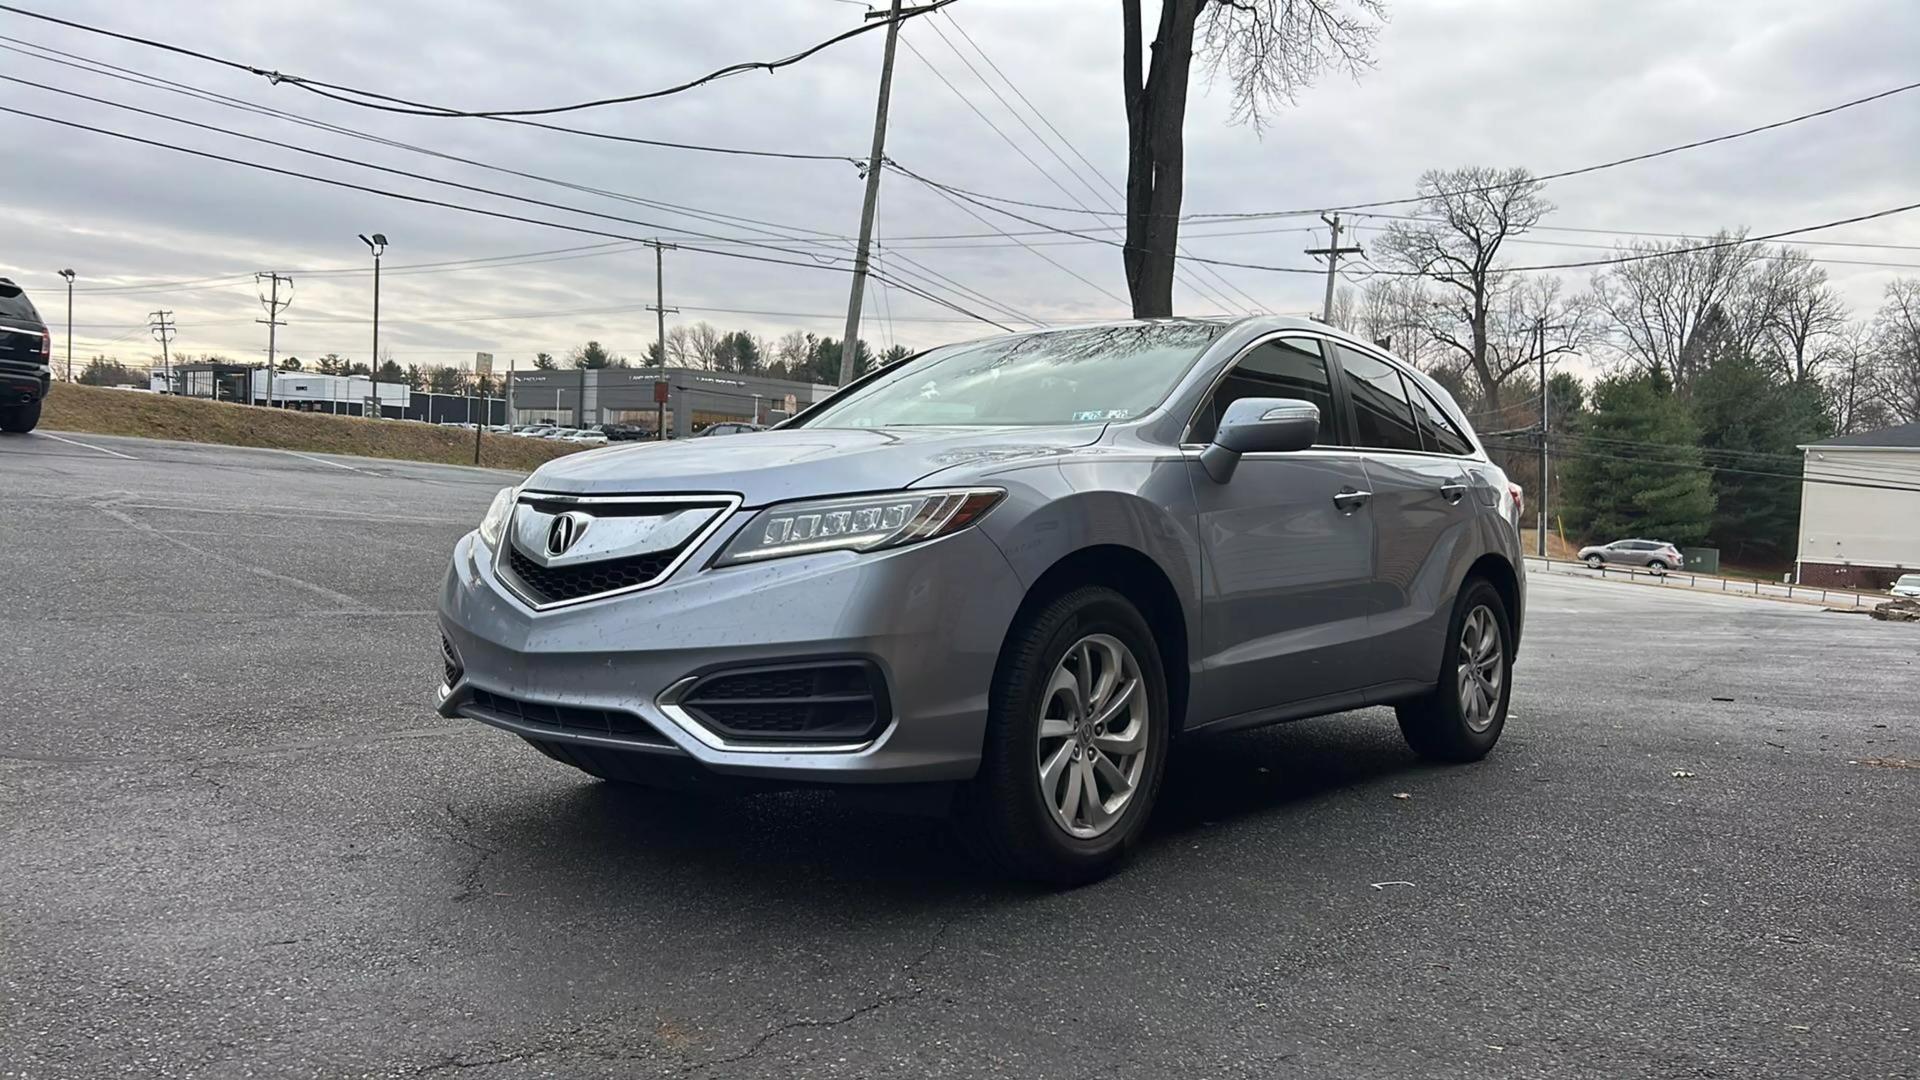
[1199,397,1319,483]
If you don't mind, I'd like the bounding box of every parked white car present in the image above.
[560,431,609,445]
[1891,574,1920,598]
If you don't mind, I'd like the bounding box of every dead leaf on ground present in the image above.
[1858,758,1918,770]
[1671,770,1696,779]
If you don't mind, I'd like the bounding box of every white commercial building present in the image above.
[1795,420,1920,589]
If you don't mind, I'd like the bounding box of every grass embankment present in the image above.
[41,383,584,471]
[1519,528,1580,560]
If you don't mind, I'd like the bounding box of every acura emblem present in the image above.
[546,511,591,556]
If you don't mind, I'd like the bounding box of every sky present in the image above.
[3,0,1918,377]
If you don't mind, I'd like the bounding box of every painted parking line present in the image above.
[35,431,137,459]
[274,448,368,473]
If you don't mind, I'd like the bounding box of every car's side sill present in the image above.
[1182,679,1435,737]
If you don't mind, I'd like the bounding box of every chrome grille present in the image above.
[494,494,738,609]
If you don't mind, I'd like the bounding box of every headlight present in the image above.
[714,488,1003,566]
[476,486,517,550]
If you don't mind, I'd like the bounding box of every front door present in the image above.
[1184,335,1379,725]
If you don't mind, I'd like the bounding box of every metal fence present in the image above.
[1524,556,1889,610]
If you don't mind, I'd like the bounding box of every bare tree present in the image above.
[1873,278,1920,423]
[684,321,722,370]
[1823,323,1893,435]
[1373,166,1553,412]
[1751,250,1848,385]
[1326,283,1359,331]
[663,325,696,368]
[1357,276,1432,364]
[1593,231,1758,396]
[1121,0,1386,317]
[773,330,810,374]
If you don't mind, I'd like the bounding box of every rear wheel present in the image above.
[0,400,41,434]
[1395,578,1512,763]
[957,586,1169,886]
[1648,559,1668,575]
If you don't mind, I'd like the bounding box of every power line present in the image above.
[901,24,1243,315]
[1482,433,1920,494]
[883,75,1920,223]
[3,42,1037,322]
[888,162,1920,279]
[0,105,1013,330]
[0,23,848,161]
[926,11,1266,313]
[0,1,952,117]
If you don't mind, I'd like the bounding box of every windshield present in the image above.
[800,322,1226,428]
[1900,575,1920,586]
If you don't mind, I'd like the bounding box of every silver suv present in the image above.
[1578,538,1684,574]
[437,318,1525,883]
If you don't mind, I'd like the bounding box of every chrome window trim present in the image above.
[491,490,743,612]
[655,675,889,755]
[1180,330,1341,446]
[0,324,49,337]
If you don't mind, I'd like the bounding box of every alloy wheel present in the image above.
[1035,633,1150,839]
[1456,605,1504,734]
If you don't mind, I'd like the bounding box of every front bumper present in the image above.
[437,522,1025,784]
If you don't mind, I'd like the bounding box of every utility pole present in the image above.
[148,310,175,392]
[57,269,74,383]
[1305,213,1363,325]
[255,272,292,408]
[1536,317,1548,557]
[645,240,678,440]
[836,0,915,387]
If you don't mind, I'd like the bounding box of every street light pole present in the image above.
[56,269,74,382]
[359,233,387,418]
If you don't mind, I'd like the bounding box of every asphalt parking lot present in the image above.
[3,430,1915,1080]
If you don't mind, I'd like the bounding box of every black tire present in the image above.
[1395,578,1513,763]
[0,400,41,434]
[1648,560,1668,575]
[1585,555,1603,568]
[956,586,1170,886]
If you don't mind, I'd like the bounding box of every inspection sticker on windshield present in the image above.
[1072,409,1132,422]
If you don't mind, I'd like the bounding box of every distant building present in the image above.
[1795,420,1920,589]
[506,367,820,437]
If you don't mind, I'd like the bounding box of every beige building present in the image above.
[1795,421,1920,589]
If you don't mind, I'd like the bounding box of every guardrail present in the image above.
[1524,556,1891,609]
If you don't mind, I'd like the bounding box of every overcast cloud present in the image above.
[3,0,1917,374]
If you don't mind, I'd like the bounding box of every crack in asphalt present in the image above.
[440,801,500,905]
[680,911,961,1075]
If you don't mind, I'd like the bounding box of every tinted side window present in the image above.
[1334,346,1422,452]
[1406,381,1475,455]
[1189,336,1339,445]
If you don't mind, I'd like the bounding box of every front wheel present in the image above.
[0,400,41,434]
[957,586,1169,886]
[1396,579,1513,763]
[1585,554,1603,568]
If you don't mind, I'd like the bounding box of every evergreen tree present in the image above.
[1559,373,1715,546]
[532,352,559,370]
[1690,351,1832,563]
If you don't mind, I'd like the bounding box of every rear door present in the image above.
[1327,344,1479,692]
[1185,334,1380,724]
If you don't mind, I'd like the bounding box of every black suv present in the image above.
[0,278,51,433]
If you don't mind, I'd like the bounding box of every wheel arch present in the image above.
[1466,551,1522,650]
[995,545,1192,734]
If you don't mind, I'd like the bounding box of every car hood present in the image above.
[521,424,1103,505]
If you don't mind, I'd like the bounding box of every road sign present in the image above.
[654,380,670,404]
[783,393,798,414]
[475,352,494,378]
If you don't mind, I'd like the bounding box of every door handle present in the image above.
[1332,488,1371,513]
[1440,482,1468,504]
